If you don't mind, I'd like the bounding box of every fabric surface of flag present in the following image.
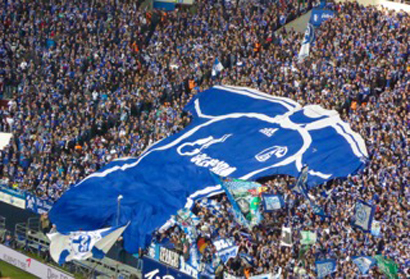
[300,231,317,245]
[298,23,315,61]
[294,166,330,218]
[280,227,293,247]
[49,85,368,253]
[213,238,239,264]
[294,165,310,199]
[261,193,285,212]
[218,176,262,229]
[298,245,311,266]
[47,224,128,264]
[353,200,375,232]
[371,220,381,237]
[352,256,376,275]
[374,255,399,279]
[315,259,337,278]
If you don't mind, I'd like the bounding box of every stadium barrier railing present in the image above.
[20,218,142,278]
[0,215,5,241]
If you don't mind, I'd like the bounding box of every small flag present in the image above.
[48,223,129,264]
[298,23,315,61]
[300,231,317,245]
[262,194,285,212]
[213,238,238,264]
[352,256,376,275]
[211,58,224,77]
[217,176,263,229]
[315,259,336,278]
[280,227,293,247]
[374,255,399,279]
[292,166,312,200]
[239,253,255,267]
[298,245,311,267]
[371,220,381,237]
[197,237,208,254]
[309,200,330,218]
[352,200,375,232]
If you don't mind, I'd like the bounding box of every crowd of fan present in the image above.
[0,0,409,277]
[146,1,409,278]
[0,0,316,200]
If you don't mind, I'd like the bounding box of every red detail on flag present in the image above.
[26,258,32,267]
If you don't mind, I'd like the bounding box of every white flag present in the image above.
[298,23,315,61]
[280,227,292,247]
[212,57,224,76]
[48,223,129,264]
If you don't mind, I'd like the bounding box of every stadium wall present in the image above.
[377,0,410,12]
[336,0,410,12]
[0,200,36,233]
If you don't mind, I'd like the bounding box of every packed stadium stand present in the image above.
[0,0,409,278]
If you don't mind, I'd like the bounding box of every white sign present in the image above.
[0,132,12,150]
[0,244,74,279]
[179,256,198,278]
[0,191,26,209]
[224,272,245,279]
[159,247,179,269]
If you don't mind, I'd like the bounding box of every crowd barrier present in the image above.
[0,185,143,278]
[0,184,55,215]
[1,214,143,279]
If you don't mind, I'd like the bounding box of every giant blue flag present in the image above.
[49,85,367,253]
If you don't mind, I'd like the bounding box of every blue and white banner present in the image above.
[26,193,54,214]
[199,262,217,279]
[0,185,26,209]
[249,273,272,279]
[250,274,271,279]
[352,256,376,275]
[315,259,337,278]
[212,58,224,77]
[224,272,244,279]
[153,0,176,11]
[180,256,199,278]
[310,200,330,218]
[143,257,193,279]
[239,253,255,267]
[310,8,335,27]
[200,199,223,218]
[47,223,128,264]
[262,194,284,212]
[353,200,375,233]
[298,23,315,61]
[293,167,330,218]
[49,85,368,253]
[250,268,282,279]
[293,165,310,199]
[213,238,239,264]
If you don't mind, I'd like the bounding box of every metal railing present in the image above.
[9,217,141,279]
[0,215,5,230]
[0,215,5,241]
[27,217,41,233]
[14,222,28,248]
